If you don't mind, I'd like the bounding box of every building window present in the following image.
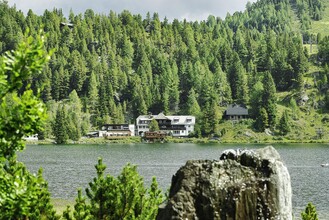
[173,130,180,134]
[186,118,192,123]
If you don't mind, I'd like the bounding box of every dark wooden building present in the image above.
[224,104,248,120]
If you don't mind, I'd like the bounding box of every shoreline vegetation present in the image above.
[26,135,329,145]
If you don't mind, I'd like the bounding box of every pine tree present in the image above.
[249,79,263,119]
[278,110,290,135]
[185,88,201,117]
[88,72,99,126]
[67,90,84,141]
[301,202,318,220]
[255,107,268,132]
[262,71,277,128]
[65,158,164,220]
[200,102,213,136]
[209,101,222,136]
[53,104,68,144]
[228,52,249,104]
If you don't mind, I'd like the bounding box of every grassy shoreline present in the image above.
[51,198,75,215]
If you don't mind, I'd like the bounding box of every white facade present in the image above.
[166,116,195,137]
[136,113,195,137]
[136,115,152,136]
[101,124,135,137]
[23,134,38,141]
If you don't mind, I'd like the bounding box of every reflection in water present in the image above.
[19,143,329,219]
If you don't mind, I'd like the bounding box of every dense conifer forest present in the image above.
[1,0,329,142]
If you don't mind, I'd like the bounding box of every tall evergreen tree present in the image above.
[255,107,268,132]
[87,72,99,125]
[278,110,291,135]
[185,88,201,117]
[262,71,277,128]
[228,52,249,104]
[53,104,68,144]
[67,90,84,141]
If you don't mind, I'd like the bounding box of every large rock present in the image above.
[157,146,292,220]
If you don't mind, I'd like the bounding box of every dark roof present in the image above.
[225,104,248,116]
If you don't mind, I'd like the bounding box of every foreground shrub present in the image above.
[63,158,164,220]
[0,33,58,219]
[301,202,318,220]
[0,159,58,220]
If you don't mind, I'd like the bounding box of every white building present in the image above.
[23,134,38,141]
[136,113,195,137]
[101,124,135,137]
[87,124,135,138]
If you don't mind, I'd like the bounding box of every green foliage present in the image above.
[278,110,291,135]
[53,104,68,144]
[64,158,164,220]
[255,107,268,132]
[262,71,277,128]
[201,101,221,136]
[289,98,300,120]
[52,90,90,143]
[301,202,318,220]
[0,33,58,219]
[149,119,160,132]
[185,88,201,117]
[0,159,58,220]
[0,0,327,139]
[318,36,329,64]
[0,33,48,159]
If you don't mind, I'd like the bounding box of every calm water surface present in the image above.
[19,143,329,219]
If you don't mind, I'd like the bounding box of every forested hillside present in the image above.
[1,0,329,142]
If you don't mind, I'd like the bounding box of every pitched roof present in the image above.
[225,104,248,116]
[154,113,169,120]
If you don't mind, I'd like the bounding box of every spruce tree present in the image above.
[185,88,201,117]
[278,110,291,135]
[255,107,268,132]
[53,104,68,144]
[228,52,249,104]
[301,202,318,220]
[262,71,277,128]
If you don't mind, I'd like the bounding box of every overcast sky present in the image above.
[7,0,257,21]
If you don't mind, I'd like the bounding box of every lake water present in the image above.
[19,143,329,219]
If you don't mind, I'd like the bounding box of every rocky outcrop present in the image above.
[157,146,292,220]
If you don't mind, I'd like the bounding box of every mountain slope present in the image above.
[0,0,328,142]
[311,0,329,36]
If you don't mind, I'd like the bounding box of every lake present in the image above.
[19,143,329,219]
